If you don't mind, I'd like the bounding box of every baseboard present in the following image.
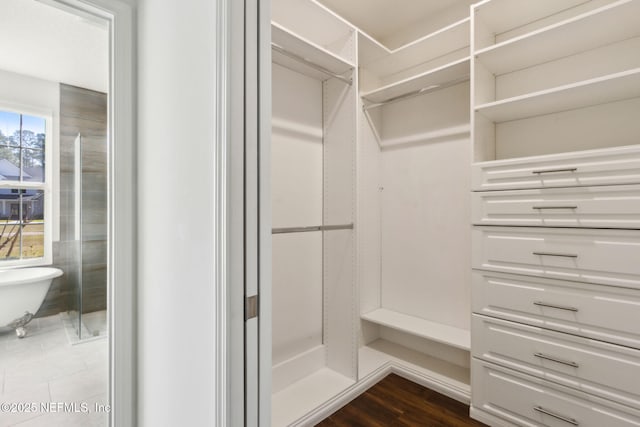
[289,359,472,426]
[470,406,514,427]
[390,363,470,405]
[290,363,393,426]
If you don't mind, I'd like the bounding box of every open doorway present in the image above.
[0,1,135,425]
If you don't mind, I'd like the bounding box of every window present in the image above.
[0,108,51,265]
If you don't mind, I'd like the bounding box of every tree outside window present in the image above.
[0,110,47,261]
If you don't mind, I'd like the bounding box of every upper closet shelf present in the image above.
[361,57,469,106]
[475,0,640,75]
[473,0,587,36]
[360,18,470,79]
[475,67,640,123]
[362,308,471,351]
[272,22,354,83]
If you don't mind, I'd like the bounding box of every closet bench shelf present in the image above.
[271,22,354,82]
[362,308,471,351]
[359,341,471,402]
[361,57,469,105]
[475,67,640,123]
[475,0,640,75]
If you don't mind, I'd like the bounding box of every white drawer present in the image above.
[472,359,640,427]
[472,315,640,408]
[471,185,640,229]
[472,271,640,349]
[472,226,640,288]
[472,145,640,191]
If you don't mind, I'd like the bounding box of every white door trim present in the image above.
[45,0,137,425]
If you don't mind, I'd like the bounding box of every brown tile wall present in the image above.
[37,84,107,317]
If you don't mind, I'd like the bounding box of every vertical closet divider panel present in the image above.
[322,57,358,381]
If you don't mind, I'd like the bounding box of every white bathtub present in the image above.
[0,267,63,337]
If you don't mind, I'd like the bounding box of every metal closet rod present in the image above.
[271,43,353,86]
[363,75,470,110]
[272,223,354,234]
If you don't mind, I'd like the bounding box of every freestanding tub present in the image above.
[0,267,63,338]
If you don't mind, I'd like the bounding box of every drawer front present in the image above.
[472,226,640,288]
[472,315,640,408]
[472,360,640,427]
[472,271,640,349]
[472,146,640,191]
[471,184,640,228]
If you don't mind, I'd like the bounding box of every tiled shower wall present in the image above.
[37,84,107,317]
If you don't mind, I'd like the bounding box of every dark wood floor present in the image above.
[316,374,487,427]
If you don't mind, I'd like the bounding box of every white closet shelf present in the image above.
[271,22,354,80]
[362,308,471,351]
[475,0,640,75]
[360,18,470,79]
[475,68,640,123]
[272,368,355,427]
[361,57,469,104]
[360,340,470,399]
[473,0,587,36]
[357,30,390,67]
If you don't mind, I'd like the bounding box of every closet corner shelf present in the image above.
[361,308,471,351]
[357,30,390,66]
[473,0,587,36]
[475,0,640,76]
[361,18,470,79]
[359,341,471,399]
[475,67,640,123]
[271,22,354,79]
[361,57,470,105]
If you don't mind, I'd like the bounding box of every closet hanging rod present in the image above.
[363,75,470,110]
[271,43,353,86]
[272,223,354,234]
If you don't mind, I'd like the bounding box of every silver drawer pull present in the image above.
[533,301,579,312]
[532,206,578,210]
[534,406,579,425]
[534,352,579,368]
[533,252,578,258]
[532,168,578,174]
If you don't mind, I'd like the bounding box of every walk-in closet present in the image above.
[268,0,640,425]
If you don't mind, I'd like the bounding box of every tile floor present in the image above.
[0,314,108,427]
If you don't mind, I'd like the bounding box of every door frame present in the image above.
[44,0,136,425]
[221,0,272,424]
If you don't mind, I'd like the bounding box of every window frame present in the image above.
[0,103,53,267]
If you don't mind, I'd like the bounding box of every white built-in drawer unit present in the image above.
[472,360,640,427]
[472,315,640,408]
[472,270,640,349]
[471,146,640,192]
[472,226,640,288]
[471,184,640,229]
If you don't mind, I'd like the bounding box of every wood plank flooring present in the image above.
[316,374,488,427]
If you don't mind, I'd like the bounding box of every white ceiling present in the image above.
[0,0,108,93]
[316,0,467,45]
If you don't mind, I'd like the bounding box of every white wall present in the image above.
[137,0,217,425]
[0,0,108,93]
[0,69,60,242]
[271,63,323,366]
